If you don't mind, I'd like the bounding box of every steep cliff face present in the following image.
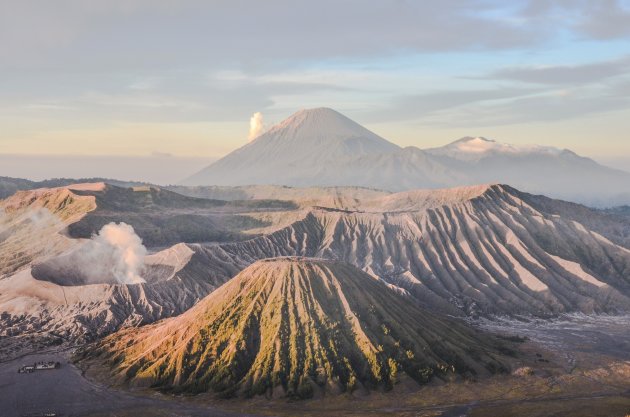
[84,258,509,398]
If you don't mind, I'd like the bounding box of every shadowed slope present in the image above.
[66,184,296,247]
[85,258,509,398]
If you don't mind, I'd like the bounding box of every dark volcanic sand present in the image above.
[0,349,260,417]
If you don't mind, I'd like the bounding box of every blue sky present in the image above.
[1,0,629,181]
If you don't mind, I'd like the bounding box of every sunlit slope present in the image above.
[86,258,509,398]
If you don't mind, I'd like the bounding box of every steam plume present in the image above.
[75,222,147,284]
[248,112,264,141]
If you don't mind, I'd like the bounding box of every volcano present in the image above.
[182,107,400,187]
[85,258,509,398]
[182,108,630,207]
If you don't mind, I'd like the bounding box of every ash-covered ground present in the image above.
[478,314,630,366]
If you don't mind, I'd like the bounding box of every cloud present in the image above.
[367,87,539,122]
[517,0,630,40]
[151,151,173,157]
[0,153,214,184]
[1,0,629,157]
[481,56,630,85]
[129,76,161,91]
[368,72,630,127]
[0,1,546,73]
[573,0,630,40]
[248,112,264,140]
[0,72,348,125]
[422,89,630,127]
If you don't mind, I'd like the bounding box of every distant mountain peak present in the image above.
[291,106,342,117]
[427,136,563,161]
[182,107,399,186]
[179,107,630,206]
[453,136,495,144]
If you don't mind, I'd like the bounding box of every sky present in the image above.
[1,0,630,182]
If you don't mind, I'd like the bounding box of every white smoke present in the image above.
[77,222,147,284]
[248,112,265,141]
[19,207,65,233]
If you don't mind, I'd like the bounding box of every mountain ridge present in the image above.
[3,182,630,347]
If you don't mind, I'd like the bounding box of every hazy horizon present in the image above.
[1,0,630,176]
[2,135,630,185]
[3,116,630,185]
[0,153,213,184]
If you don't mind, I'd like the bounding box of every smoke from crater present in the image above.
[72,222,147,284]
[248,112,265,141]
[32,222,147,286]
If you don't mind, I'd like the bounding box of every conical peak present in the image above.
[273,108,348,129]
[294,107,342,117]
[465,136,492,142]
[288,107,348,121]
[450,136,495,145]
[262,107,390,142]
[181,107,400,186]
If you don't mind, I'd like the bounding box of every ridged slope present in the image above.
[187,184,630,316]
[5,183,630,344]
[87,258,508,398]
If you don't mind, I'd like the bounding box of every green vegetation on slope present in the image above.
[83,258,510,399]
